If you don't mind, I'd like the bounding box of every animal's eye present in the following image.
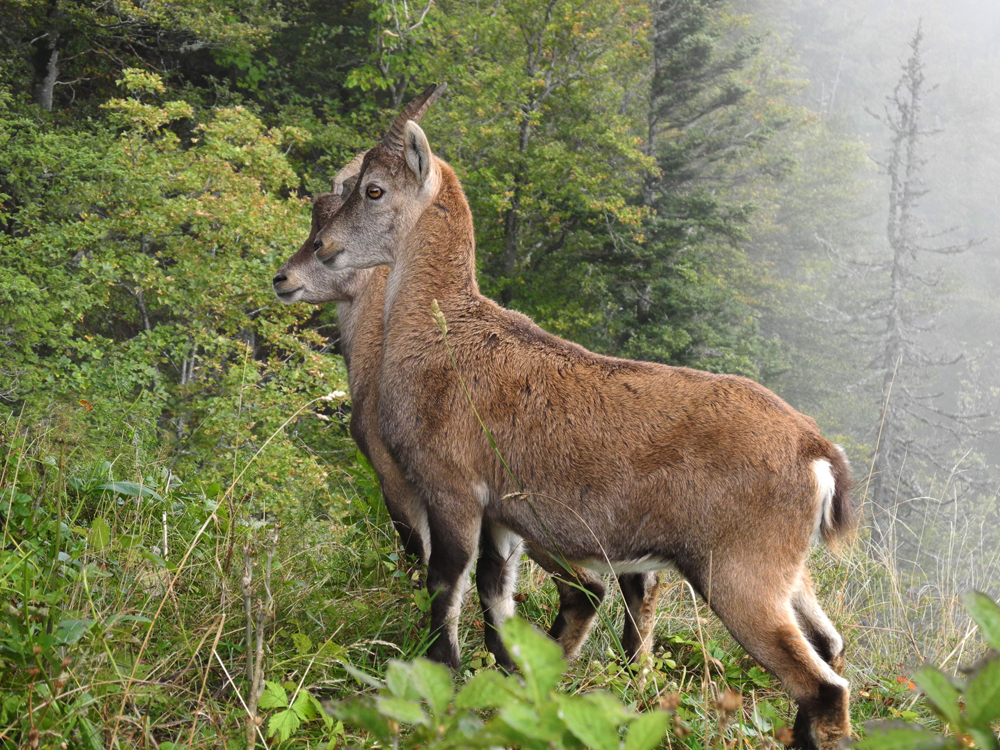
[366,185,384,200]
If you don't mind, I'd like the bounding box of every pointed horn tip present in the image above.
[382,83,449,148]
[422,82,447,106]
[407,82,448,121]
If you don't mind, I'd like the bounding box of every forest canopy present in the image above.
[2,0,997,562]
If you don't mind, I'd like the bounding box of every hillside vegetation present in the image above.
[2,0,998,747]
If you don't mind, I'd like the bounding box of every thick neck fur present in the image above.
[383,160,478,331]
[335,267,385,380]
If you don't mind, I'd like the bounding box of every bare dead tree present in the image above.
[862,23,993,554]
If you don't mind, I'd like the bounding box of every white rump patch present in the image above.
[812,458,836,540]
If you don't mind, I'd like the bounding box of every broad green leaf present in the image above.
[853,722,950,750]
[963,591,1000,651]
[292,632,313,656]
[266,707,300,742]
[499,701,573,746]
[332,700,392,743]
[95,481,163,501]
[582,690,631,725]
[556,694,622,750]
[258,680,288,709]
[385,660,421,701]
[105,614,154,629]
[55,619,96,645]
[413,587,431,612]
[912,666,962,726]
[317,641,345,659]
[410,658,454,718]
[90,517,111,550]
[118,534,141,549]
[470,719,536,750]
[502,617,565,699]
[455,669,520,709]
[292,688,320,721]
[140,550,174,571]
[964,654,1000,726]
[624,711,671,750]
[375,694,429,726]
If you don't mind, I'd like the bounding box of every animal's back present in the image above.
[420,295,848,561]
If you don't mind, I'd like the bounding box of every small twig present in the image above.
[246,529,278,748]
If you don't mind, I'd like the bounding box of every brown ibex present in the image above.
[273,129,663,671]
[311,85,857,750]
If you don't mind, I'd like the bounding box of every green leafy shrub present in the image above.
[329,616,673,750]
[1,71,349,512]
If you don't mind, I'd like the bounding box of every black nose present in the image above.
[313,237,323,251]
[273,272,287,286]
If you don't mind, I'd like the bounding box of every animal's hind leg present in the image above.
[792,570,846,676]
[549,572,605,661]
[698,565,850,750]
[477,524,522,671]
[619,572,662,664]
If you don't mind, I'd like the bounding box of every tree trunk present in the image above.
[32,29,60,111]
[870,24,925,555]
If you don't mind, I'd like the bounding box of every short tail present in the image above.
[818,445,857,550]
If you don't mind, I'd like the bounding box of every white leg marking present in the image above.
[413,503,431,565]
[793,574,845,661]
[784,602,849,694]
[472,481,491,508]
[480,527,522,625]
[443,555,476,649]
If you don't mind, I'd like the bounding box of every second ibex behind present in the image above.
[314,85,857,750]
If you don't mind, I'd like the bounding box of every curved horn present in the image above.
[381,82,448,153]
[331,150,368,196]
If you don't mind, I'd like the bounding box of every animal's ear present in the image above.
[403,120,433,186]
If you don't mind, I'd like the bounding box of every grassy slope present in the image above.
[1,407,992,749]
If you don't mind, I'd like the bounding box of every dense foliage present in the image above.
[2,0,999,747]
[2,0,880,507]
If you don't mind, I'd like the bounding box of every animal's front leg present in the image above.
[424,497,482,669]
